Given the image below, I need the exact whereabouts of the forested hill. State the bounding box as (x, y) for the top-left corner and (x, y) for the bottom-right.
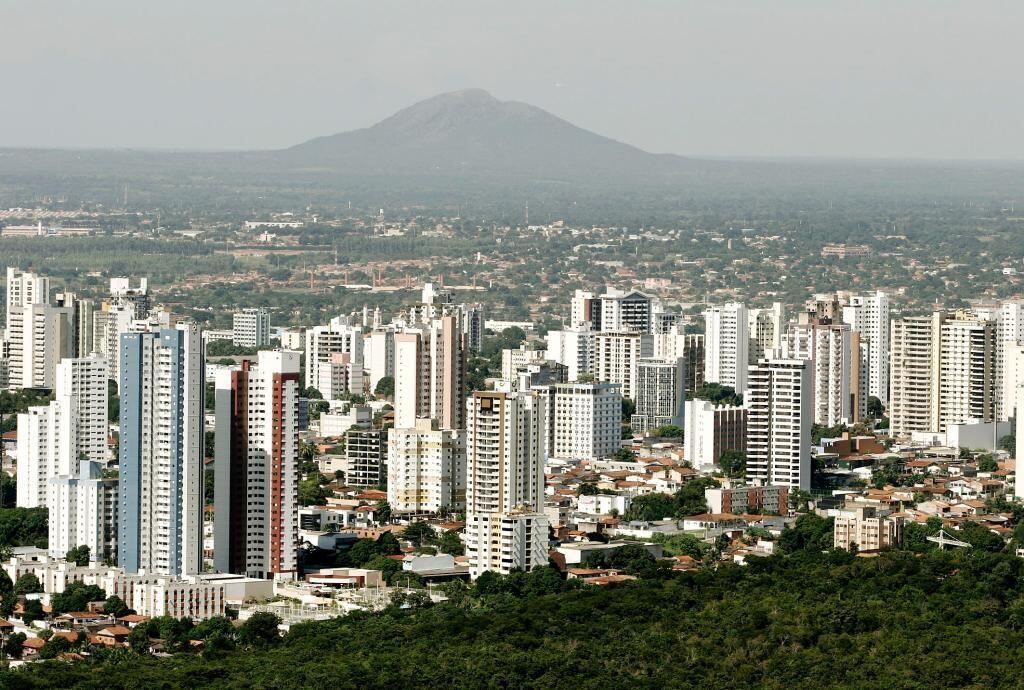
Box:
(8, 546), (1024, 689)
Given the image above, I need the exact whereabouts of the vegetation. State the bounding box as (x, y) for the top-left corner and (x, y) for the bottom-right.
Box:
(622, 477), (719, 521)
(11, 547), (1024, 687)
(0, 508), (49, 551)
(691, 383), (742, 407)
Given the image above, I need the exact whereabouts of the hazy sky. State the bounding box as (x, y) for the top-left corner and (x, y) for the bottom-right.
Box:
(3, 0), (1022, 158)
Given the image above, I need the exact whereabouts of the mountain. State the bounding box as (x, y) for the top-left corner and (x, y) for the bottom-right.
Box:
(276, 88), (692, 180)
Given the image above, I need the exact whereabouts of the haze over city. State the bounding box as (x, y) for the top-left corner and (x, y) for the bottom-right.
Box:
(4, 1), (1024, 159)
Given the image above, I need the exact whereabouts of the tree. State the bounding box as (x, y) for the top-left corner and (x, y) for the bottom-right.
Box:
(103, 595), (130, 617)
(1000, 434), (1016, 454)
(298, 473), (329, 506)
(3, 632), (26, 659)
(108, 379), (120, 422)
(66, 544), (91, 566)
(977, 454), (999, 472)
(22, 598), (44, 625)
(692, 383), (742, 407)
(0, 570), (13, 617)
(365, 555), (402, 582)
(866, 396), (883, 418)
(960, 521), (1005, 552)
(402, 521), (435, 546)
(779, 513), (834, 553)
(650, 424), (684, 438)
(437, 530), (464, 556)
(614, 447), (636, 462)
(237, 612), (282, 649)
(128, 625), (151, 654)
(14, 572), (42, 595)
(374, 376), (395, 398)
(50, 582), (106, 615)
(623, 493), (677, 522)
(718, 449), (745, 478)
(39, 635), (72, 659)
(375, 501), (392, 525)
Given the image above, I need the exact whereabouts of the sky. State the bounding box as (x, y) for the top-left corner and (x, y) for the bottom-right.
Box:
(2, 0), (1022, 159)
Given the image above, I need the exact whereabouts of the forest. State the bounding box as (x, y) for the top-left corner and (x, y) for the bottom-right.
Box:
(7, 543), (1024, 689)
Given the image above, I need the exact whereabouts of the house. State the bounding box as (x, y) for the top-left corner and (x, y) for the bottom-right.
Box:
(116, 614), (151, 629)
(95, 625), (132, 646)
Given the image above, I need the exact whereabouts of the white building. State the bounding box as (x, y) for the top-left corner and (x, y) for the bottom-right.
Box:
(745, 356), (811, 490)
(316, 352), (365, 400)
(631, 357), (686, 434)
(387, 418), (466, 515)
(842, 291), (889, 404)
(994, 301), (1024, 421)
(594, 331), (653, 401)
(5, 267), (50, 334)
(6, 303), (72, 390)
(704, 302), (749, 394)
(545, 327), (594, 382)
(748, 303), (784, 363)
(232, 308), (271, 348)
(305, 316), (364, 392)
(393, 316), (466, 430)
(17, 353), (108, 508)
(464, 391), (549, 577)
(48, 460), (118, 564)
(787, 321), (852, 427)
(363, 327), (395, 393)
(550, 382), (622, 460)
(597, 288), (657, 332)
(683, 399), (747, 469)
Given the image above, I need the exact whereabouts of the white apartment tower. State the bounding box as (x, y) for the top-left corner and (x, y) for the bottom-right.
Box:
(5, 267), (50, 333)
(464, 391), (549, 577)
(841, 291), (889, 404)
(594, 331), (653, 400)
(748, 303), (785, 363)
(545, 327), (594, 382)
(387, 418), (466, 516)
(232, 308), (271, 348)
(550, 382), (622, 460)
(787, 321), (852, 427)
(393, 316), (466, 430)
(6, 303), (72, 390)
(17, 353), (108, 509)
(49, 460), (118, 564)
(305, 316), (364, 392)
(704, 302), (749, 394)
(745, 357), (812, 490)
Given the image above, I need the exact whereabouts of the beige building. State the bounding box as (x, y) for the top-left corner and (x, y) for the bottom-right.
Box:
(833, 506), (903, 552)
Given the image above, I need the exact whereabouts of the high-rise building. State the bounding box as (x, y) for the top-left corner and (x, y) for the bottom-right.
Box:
(316, 352), (365, 400)
(305, 317), (364, 392)
(631, 357), (686, 435)
(17, 353), (108, 508)
(54, 291), (95, 359)
(889, 311), (996, 436)
(393, 316), (466, 429)
(48, 459), (118, 565)
(119, 325), (204, 577)
(363, 327), (395, 394)
(597, 288), (657, 333)
(683, 399), (747, 469)
(841, 291), (889, 404)
(108, 277), (150, 320)
(748, 303), (785, 363)
(570, 289), (598, 329)
(388, 418), (465, 516)
(995, 301), (1024, 421)
(550, 382), (622, 460)
(594, 331), (653, 400)
(704, 302), (749, 394)
(6, 303), (72, 390)
(787, 320), (853, 427)
(344, 428), (388, 488)
(214, 350), (301, 579)
(5, 267), (50, 333)
(464, 391), (548, 577)
(545, 327), (594, 382)
(745, 357), (811, 490)
(232, 308), (271, 348)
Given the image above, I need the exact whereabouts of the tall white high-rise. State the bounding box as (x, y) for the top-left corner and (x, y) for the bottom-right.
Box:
(48, 459), (118, 564)
(545, 327), (594, 382)
(594, 331), (653, 400)
(214, 350), (301, 579)
(464, 391), (548, 577)
(597, 288), (657, 333)
(704, 302), (749, 394)
(995, 301), (1024, 420)
(787, 321), (852, 427)
(842, 291), (889, 404)
(305, 316), (364, 392)
(6, 303), (72, 390)
(631, 358), (686, 434)
(889, 311), (996, 436)
(745, 356), (811, 490)
(17, 353), (108, 508)
(363, 327), (396, 393)
(232, 308), (271, 348)
(387, 418), (466, 516)
(119, 325), (204, 577)
(550, 382), (622, 459)
(393, 316), (466, 429)
(5, 267), (50, 333)
(748, 303), (785, 363)
(570, 289), (597, 328)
